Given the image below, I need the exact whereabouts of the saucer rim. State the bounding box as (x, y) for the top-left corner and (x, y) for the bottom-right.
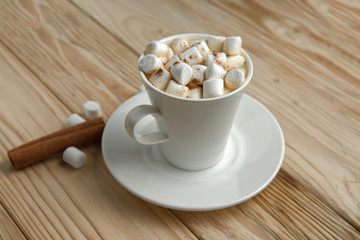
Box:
(101, 92), (285, 211)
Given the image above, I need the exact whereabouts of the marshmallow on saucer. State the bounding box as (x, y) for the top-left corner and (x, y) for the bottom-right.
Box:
(225, 69), (245, 89)
(227, 55), (245, 68)
(203, 78), (224, 98)
(83, 101), (102, 119)
(65, 113), (85, 127)
(63, 146), (87, 169)
(165, 80), (189, 97)
(204, 52), (227, 67)
(207, 36), (225, 52)
(139, 54), (163, 75)
(188, 87), (202, 99)
(171, 38), (189, 53)
(205, 63), (226, 80)
(193, 41), (211, 57)
(149, 67), (171, 91)
(179, 46), (203, 65)
(188, 65), (207, 88)
(171, 62), (193, 85)
(145, 41), (170, 57)
(164, 55), (180, 71)
(223, 36), (242, 56)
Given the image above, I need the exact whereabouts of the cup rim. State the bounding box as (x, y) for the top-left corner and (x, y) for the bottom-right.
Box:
(138, 33), (253, 102)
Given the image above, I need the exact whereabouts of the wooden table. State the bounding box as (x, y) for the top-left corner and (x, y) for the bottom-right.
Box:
(1, 0), (359, 239)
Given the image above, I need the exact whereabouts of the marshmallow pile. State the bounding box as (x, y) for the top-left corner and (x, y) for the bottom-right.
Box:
(139, 35), (247, 99)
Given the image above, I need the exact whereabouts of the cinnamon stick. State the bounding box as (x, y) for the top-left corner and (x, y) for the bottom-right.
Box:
(8, 117), (105, 169)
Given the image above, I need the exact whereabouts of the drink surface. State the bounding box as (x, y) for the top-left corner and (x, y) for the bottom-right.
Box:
(139, 35), (247, 99)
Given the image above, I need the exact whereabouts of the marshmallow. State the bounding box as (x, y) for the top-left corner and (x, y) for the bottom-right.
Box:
(227, 55), (245, 68)
(159, 47), (175, 64)
(149, 67), (171, 91)
(204, 52), (227, 67)
(63, 147), (87, 169)
(159, 57), (167, 64)
(193, 41), (211, 57)
(164, 55), (180, 71)
(203, 78), (224, 98)
(223, 36), (242, 56)
(165, 80), (189, 97)
(238, 67), (246, 76)
(179, 46), (203, 65)
(171, 38), (189, 53)
(144, 41), (169, 57)
(188, 65), (207, 88)
(205, 63), (226, 80)
(207, 36), (225, 52)
(65, 113), (85, 127)
(189, 39), (201, 45)
(83, 101), (102, 119)
(225, 69), (245, 89)
(167, 47), (174, 59)
(139, 54), (163, 75)
(171, 62), (193, 85)
(188, 87), (202, 99)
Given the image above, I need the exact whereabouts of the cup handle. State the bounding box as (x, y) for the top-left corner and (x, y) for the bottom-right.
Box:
(124, 105), (169, 145)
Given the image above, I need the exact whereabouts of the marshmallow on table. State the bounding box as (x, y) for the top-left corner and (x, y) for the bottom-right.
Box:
(65, 113), (85, 127)
(83, 101), (102, 119)
(164, 55), (180, 71)
(207, 36), (225, 52)
(139, 54), (163, 75)
(149, 67), (171, 91)
(225, 69), (245, 89)
(203, 78), (224, 98)
(171, 61), (193, 85)
(227, 55), (245, 68)
(188, 87), (202, 99)
(206, 63), (226, 80)
(144, 41), (169, 57)
(187, 65), (207, 88)
(204, 52), (227, 67)
(223, 36), (242, 56)
(165, 80), (189, 98)
(171, 38), (189, 53)
(179, 46), (203, 65)
(193, 41), (211, 57)
(63, 146), (87, 169)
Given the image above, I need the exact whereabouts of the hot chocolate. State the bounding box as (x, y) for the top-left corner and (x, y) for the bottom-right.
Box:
(139, 35), (247, 99)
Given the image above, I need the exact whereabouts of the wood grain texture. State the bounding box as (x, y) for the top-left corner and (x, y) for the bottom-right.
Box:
(0, 0), (359, 239)
(0, 204), (26, 240)
(173, 170), (360, 240)
(71, 0), (360, 230)
(0, 27), (196, 240)
(0, 0), (140, 118)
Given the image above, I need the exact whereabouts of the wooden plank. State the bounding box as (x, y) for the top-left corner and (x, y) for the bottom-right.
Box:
(0, 203), (26, 240)
(71, 0), (360, 229)
(0, 0), (141, 118)
(0, 41), (196, 240)
(174, 170), (360, 239)
(0, 0), (359, 239)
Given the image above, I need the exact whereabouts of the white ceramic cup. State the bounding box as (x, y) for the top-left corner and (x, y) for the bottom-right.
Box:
(125, 33), (253, 171)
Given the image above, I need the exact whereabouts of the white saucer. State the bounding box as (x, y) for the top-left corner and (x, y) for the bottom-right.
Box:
(102, 92), (285, 211)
